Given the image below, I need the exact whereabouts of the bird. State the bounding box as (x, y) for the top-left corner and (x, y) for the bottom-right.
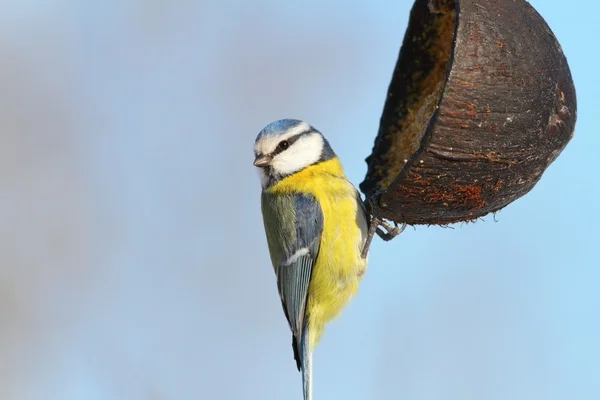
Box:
(253, 119), (369, 400)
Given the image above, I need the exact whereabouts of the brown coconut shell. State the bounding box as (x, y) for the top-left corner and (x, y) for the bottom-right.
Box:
(360, 0), (576, 225)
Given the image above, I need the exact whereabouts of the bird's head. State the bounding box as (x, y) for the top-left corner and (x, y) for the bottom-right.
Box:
(253, 119), (335, 188)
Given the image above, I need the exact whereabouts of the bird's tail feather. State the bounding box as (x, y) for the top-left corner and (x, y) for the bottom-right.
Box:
(300, 325), (312, 400)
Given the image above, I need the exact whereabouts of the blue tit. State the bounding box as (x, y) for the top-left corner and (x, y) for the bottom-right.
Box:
(253, 119), (369, 400)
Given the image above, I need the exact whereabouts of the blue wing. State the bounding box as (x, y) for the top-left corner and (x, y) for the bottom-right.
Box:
(277, 194), (322, 355)
(261, 192), (323, 370)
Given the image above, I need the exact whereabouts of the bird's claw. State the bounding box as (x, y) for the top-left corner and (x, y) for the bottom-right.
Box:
(376, 220), (406, 241)
(360, 190), (406, 259)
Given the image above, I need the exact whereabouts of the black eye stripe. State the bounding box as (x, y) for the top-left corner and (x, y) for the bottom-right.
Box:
(271, 129), (312, 156)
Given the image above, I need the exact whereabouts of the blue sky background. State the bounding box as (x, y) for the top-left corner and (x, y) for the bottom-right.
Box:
(0, 1), (597, 399)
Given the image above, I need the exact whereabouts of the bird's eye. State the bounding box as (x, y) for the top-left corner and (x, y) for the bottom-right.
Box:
(277, 140), (290, 151)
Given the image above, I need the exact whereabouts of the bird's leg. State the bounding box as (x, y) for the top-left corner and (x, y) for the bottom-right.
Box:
(361, 213), (380, 259)
(361, 191), (406, 259)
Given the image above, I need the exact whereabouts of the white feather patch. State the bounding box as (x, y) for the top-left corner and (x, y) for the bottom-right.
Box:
(270, 133), (324, 175)
(284, 248), (309, 265)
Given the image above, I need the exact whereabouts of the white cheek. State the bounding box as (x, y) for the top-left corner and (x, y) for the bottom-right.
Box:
(270, 134), (324, 175)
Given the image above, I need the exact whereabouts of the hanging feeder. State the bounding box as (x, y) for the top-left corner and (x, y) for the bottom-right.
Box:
(360, 0), (576, 225)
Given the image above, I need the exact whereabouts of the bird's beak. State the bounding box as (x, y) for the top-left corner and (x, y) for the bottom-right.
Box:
(253, 155), (271, 167)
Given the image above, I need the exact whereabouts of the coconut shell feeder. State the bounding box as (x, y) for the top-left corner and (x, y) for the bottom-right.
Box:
(360, 0), (576, 226)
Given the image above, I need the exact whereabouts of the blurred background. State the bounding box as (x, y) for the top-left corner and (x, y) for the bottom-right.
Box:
(0, 1), (597, 399)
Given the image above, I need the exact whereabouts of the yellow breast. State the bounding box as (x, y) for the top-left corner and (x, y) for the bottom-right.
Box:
(269, 157), (368, 349)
